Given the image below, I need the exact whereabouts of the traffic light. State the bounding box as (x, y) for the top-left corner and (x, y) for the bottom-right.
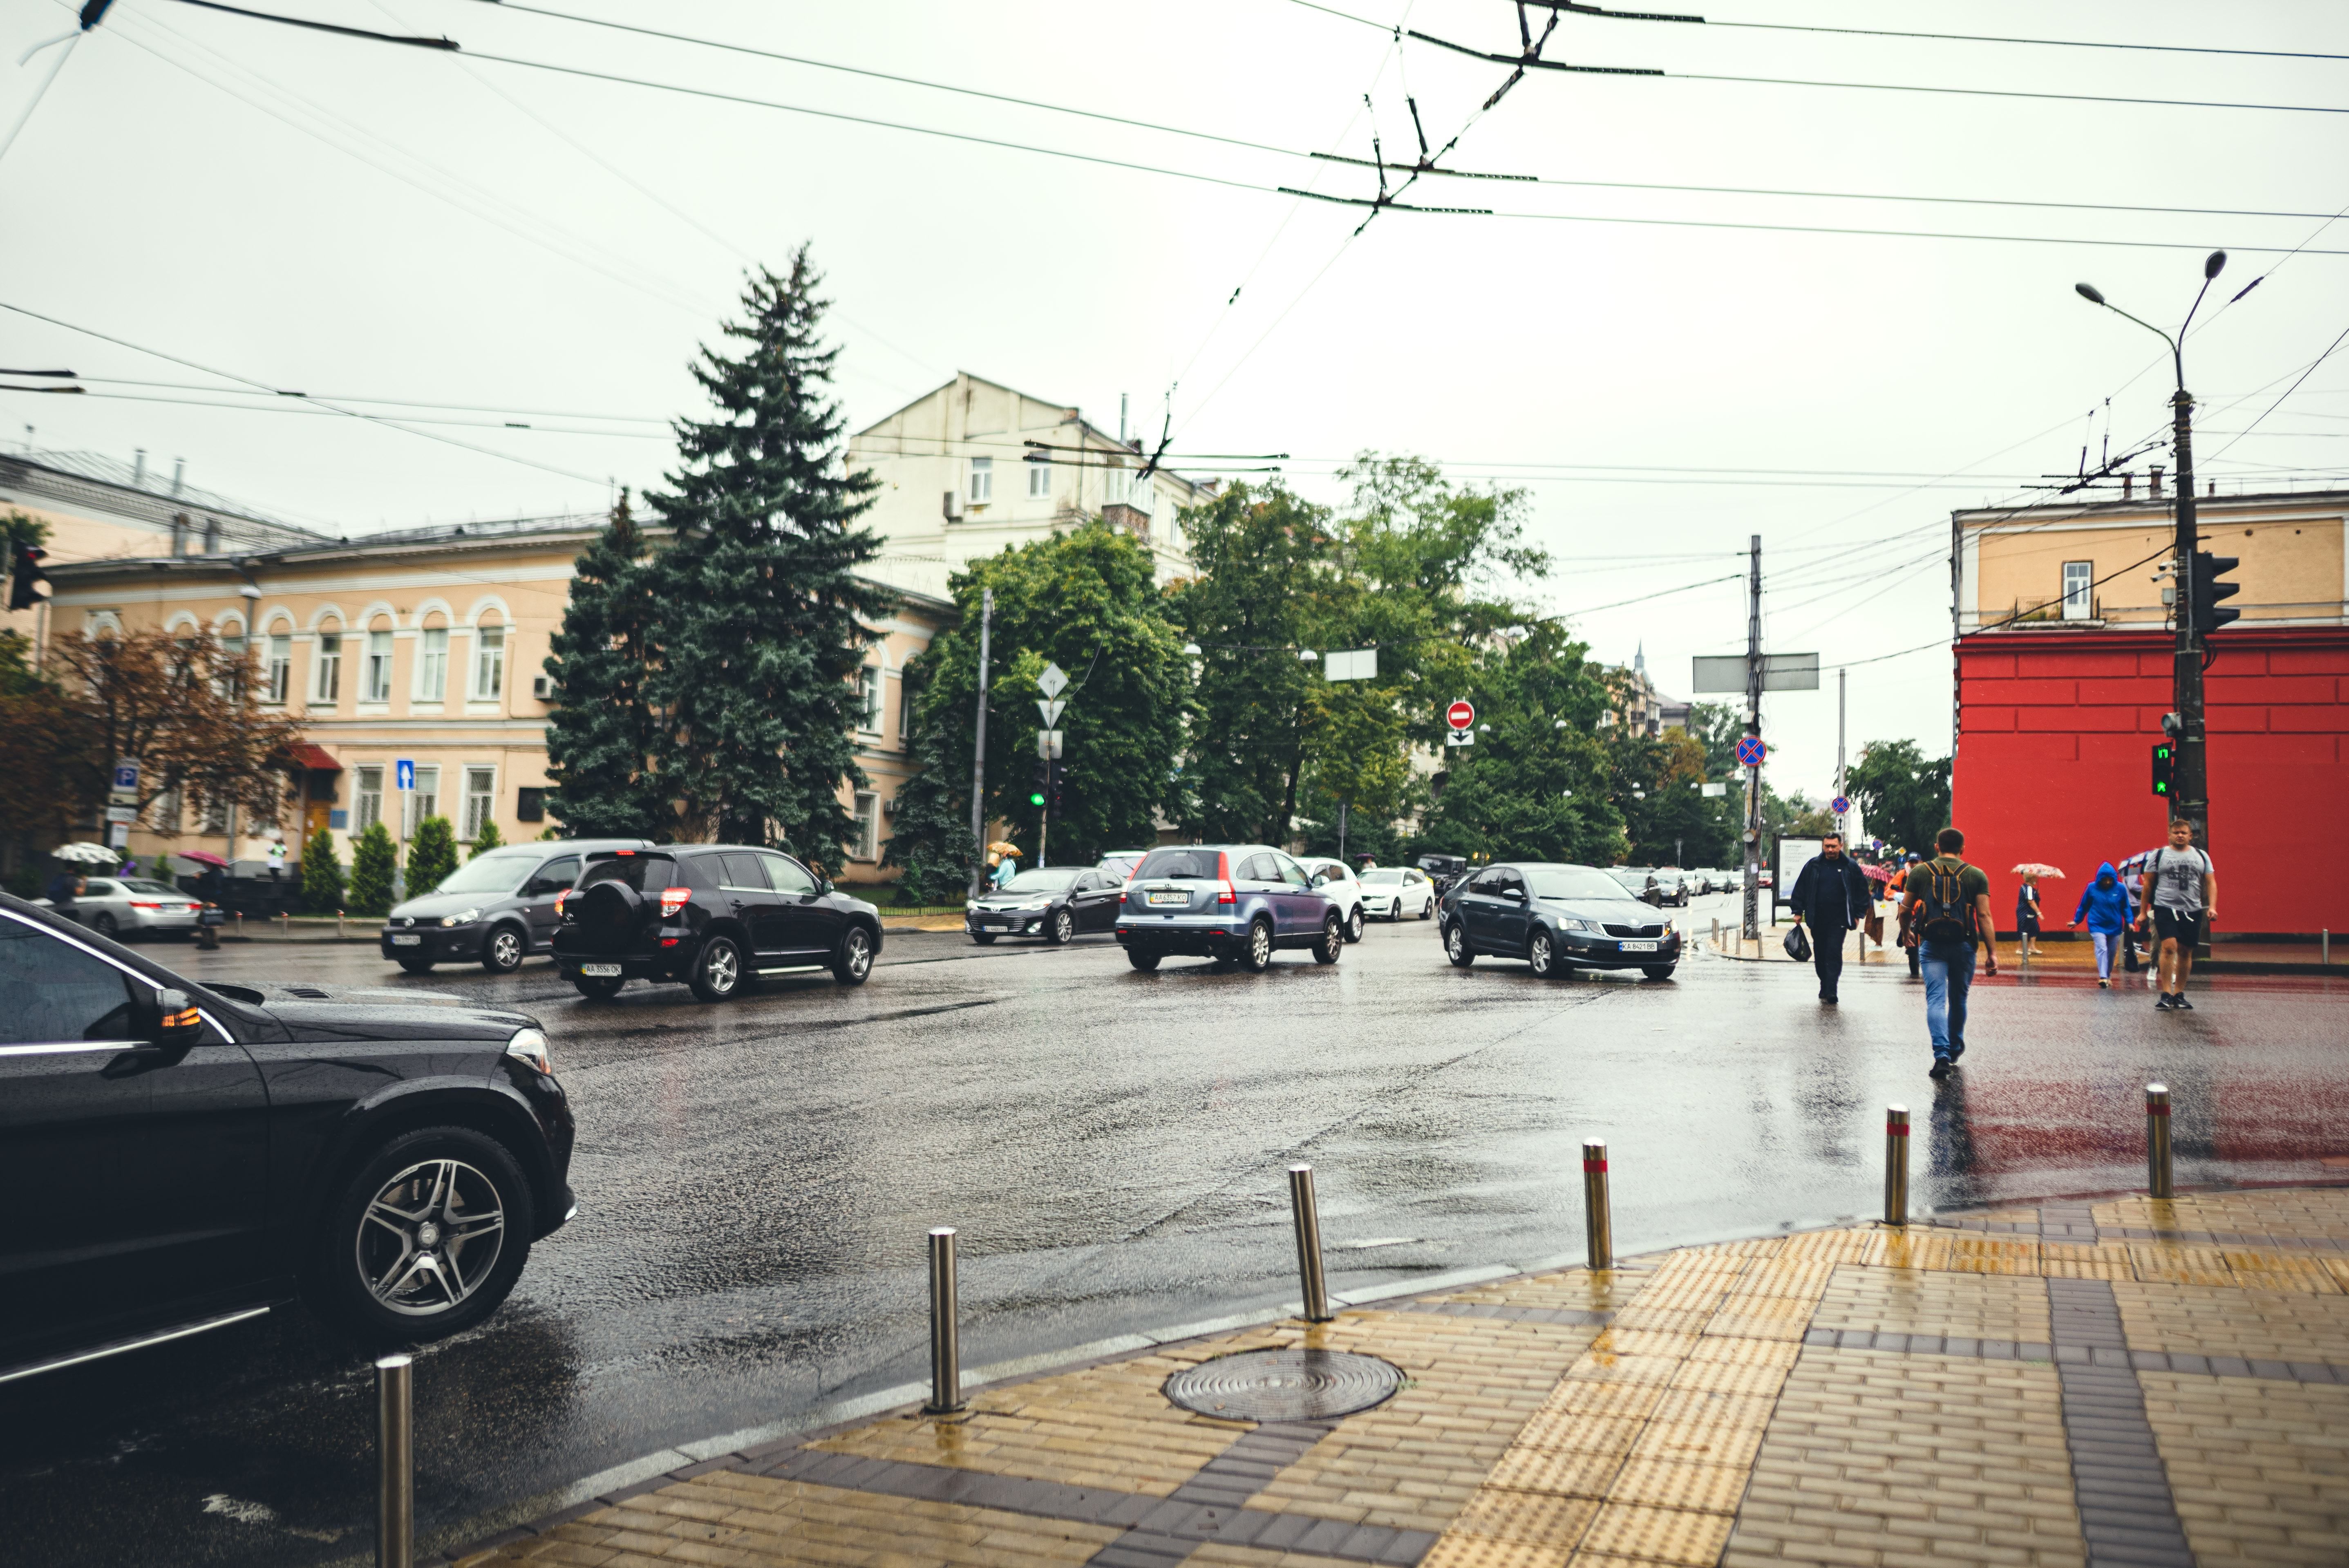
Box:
(1028, 758), (1049, 809)
(7, 542), (48, 611)
(2190, 552), (2241, 636)
(2151, 741), (2175, 798)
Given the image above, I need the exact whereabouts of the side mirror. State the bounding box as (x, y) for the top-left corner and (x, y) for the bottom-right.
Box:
(154, 987), (201, 1047)
(820, 878), (835, 895)
(1501, 886), (1526, 903)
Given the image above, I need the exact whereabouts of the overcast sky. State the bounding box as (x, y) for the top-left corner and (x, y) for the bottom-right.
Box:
(4, 0), (2343, 802)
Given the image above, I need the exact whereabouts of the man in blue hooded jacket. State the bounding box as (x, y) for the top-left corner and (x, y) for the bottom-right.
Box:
(2070, 862), (2132, 988)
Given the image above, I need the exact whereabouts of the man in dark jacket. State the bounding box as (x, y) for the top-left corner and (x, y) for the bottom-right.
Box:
(1790, 833), (1872, 1003)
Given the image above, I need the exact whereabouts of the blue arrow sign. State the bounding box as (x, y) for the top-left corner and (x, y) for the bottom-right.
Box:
(396, 759), (415, 792)
(1735, 735), (1767, 769)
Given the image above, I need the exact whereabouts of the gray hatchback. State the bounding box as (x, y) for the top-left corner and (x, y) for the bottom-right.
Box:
(382, 837), (653, 974)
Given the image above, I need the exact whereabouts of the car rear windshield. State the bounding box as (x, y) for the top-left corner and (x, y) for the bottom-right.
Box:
(578, 852), (678, 893)
(1528, 868), (1631, 901)
(1135, 848), (1224, 881)
(121, 879), (186, 897)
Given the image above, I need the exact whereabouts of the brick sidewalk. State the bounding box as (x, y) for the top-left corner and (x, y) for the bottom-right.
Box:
(450, 1188), (2349, 1568)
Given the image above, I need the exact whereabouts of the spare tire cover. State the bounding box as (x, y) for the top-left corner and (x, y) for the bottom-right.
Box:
(573, 879), (642, 952)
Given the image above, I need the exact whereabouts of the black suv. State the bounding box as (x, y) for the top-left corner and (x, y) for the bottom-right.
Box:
(551, 845), (882, 1001)
(382, 837), (653, 975)
(0, 895), (576, 1384)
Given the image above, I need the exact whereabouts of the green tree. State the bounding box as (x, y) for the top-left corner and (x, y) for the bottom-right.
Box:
(1684, 701), (1747, 779)
(1416, 623), (1624, 865)
(407, 815), (457, 897)
(544, 490), (670, 838)
(1610, 728), (1736, 867)
(913, 522), (1190, 866)
(880, 665), (979, 903)
(642, 248), (885, 854)
(469, 819), (503, 857)
(1845, 739), (1953, 856)
(301, 826), (345, 911)
(348, 821), (398, 916)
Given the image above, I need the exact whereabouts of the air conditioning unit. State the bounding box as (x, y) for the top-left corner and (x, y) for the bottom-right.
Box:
(882, 796), (897, 816)
(942, 488), (964, 522)
(530, 674), (557, 700)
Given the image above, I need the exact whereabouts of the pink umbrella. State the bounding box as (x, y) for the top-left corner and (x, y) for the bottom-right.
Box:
(2011, 862), (2065, 879)
(178, 850), (230, 868)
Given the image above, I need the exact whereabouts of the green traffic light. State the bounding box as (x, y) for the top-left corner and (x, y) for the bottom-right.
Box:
(1029, 792), (1046, 806)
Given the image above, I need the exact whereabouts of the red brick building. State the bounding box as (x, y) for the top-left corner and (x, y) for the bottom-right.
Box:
(1948, 488), (2349, 938)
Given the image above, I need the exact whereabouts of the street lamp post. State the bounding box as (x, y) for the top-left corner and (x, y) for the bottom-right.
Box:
(2075, 253), (2225, 859)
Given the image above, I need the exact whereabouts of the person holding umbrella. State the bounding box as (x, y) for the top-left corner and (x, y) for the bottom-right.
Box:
(2011, 862), (2063, 959)
(986, 841), (1021, 891)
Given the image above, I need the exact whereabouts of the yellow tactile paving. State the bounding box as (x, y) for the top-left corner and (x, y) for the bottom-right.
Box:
(2139, 1371), (2349, 1565)
(458, 1188), (2349, 1568)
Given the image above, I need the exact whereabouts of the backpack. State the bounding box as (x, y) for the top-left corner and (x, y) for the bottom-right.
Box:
(1911, 858), (1976, 944)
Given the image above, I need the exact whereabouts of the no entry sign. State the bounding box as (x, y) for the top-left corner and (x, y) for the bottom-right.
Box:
(1446, 700), (1475, 731)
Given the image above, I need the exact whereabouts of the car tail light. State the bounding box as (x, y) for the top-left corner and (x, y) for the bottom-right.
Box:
(1217, 880), (1237, 905)
(129, 900), (161, 910)
(659, 886), (692, 917)
(554, 888), (570, 917)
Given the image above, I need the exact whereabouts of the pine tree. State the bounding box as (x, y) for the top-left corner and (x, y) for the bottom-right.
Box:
(469, 819), (503, 858)
(408, 816), (457, 897)
(301, 827), (345, 911)
(642, 246), (886, 855)
(879, 664), (978, 904)
(349, 822), (398, 916)
(545, 490), (668, 837)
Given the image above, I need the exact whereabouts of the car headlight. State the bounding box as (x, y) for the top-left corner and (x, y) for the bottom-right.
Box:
(505, 1027), (553, 1076)
(1022, 899), (1054, 910)
(441, 908), (482, 927)
(1558, 916), (1600, 933)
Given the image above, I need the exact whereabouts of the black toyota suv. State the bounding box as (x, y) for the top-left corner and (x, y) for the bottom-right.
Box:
(0, 894), (577, 1385)
(551, 844), (882, 1001)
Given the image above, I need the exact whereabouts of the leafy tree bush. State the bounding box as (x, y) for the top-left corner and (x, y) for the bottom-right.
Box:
(469, 818), (503, 857)
(880, 664), (978, 903)
(348, 822), (398, 915)
(301, 827), (344, 911)
(1846, 739), (1952, 857)
(544, 490), (667, 837)
(407, 816), (457, 897)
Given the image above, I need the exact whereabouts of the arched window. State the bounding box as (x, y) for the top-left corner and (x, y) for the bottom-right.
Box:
(313, 620), (343, 705)
(415, 613), (449, 701)
(470, 614), (506, 700)
(362, 616), (395, 702)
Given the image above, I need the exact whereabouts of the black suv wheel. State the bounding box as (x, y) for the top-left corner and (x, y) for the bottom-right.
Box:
(482, 924), (526, 974)
(833, 925), (875, 985)
(1127, 948), (1161, 971)
(690, 935), (745, 1002)
(307, 1124), (536, 1342)
(572, 973), (623, 999)
(1045, 908), (1075, 946)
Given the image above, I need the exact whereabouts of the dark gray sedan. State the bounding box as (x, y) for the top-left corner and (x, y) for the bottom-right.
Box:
(1438, 862), (1681, 979)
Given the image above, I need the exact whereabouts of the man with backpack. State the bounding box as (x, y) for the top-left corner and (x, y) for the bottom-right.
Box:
(1898, 827), (1998, 1079)
(2136, 819), (2216, 1011)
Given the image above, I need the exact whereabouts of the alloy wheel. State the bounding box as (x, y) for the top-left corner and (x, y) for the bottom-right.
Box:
(1529, 931), (1554, 976)
(355, 1158), (506, 1317)
(1346, 908), (1365, 943)
(487, 928), (523, 972)
(698, 939), (740, 997)
(837, 927), (874, 983)
(1247, 921), (1273, 971)
(91, 912), (118, 937)
(1051, 909), (1074, 945)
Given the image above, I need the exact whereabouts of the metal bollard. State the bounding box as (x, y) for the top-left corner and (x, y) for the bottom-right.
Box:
(339, 909), (346, 940)
(1884, 1105), (1910, 1226)
(2324, 928), (2331, 966)
(282, 911), (291, 940)
(924, 1227), (964, 1414)
(1288, 1164), (1332, 1322)
(1582, 1138), (1612, 1271)
(2146, 1084), (2173, 1199)
(375, 1353), (413, 1568)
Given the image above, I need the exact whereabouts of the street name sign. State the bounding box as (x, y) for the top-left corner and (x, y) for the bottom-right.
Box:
(1324, 649), (1378, 681)
(1702, 781), (1728, 798)
(1692, 653), (1822, 693)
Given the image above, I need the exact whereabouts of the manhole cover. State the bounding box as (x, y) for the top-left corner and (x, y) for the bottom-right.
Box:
(1163, 1348), (1404, 1422)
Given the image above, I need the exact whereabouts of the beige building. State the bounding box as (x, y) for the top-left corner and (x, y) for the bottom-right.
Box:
(847, 373), (1206, 599)
(1953, 481), (2349, 635)
(41, 497), (953, 888)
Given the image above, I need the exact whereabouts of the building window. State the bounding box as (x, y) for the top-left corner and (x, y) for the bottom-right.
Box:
(416, 626), (448, 701)
(852, 791), (879, 862)
(215, 631), (246, 700)
(404, 765), (440, 837)
(201, 794), (229, 834)
(857, 667), (883, 732)
(265, 635), (291, 703)
(516, 786), (546, 823)
(2061, 561), (2093, 620)
(471, 622), (505, 700)
(1028, 457), (1052, 498)
(148, 787), (181, 833)
(363, 628), (394, 702)
(463, 767), (496, 842)
(899, 683), (915, 751)
(968, 456), (992, 504)
(355, 766), (384, 833)
(313, 631), (341, 704)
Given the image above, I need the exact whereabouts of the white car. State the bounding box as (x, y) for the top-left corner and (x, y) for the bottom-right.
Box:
(32, 875), (202, 939)
(1357, 865), (1436, 922)
(1297, 857), (1369, 943)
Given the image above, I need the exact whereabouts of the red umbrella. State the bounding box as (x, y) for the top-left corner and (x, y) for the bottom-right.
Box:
(178, 850), (229, 868)
(1861, 862), (1895, 884)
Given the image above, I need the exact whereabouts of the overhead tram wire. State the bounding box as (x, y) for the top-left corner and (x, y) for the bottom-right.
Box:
(5, 385), (676, 436)
(57, 374), (669, 423)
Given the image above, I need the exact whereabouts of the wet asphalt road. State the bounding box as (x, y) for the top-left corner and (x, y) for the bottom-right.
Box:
(4, 891), (2345, 1567)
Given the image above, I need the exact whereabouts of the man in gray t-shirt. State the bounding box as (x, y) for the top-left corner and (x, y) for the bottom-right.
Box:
(2136, 819), (2217, 1012)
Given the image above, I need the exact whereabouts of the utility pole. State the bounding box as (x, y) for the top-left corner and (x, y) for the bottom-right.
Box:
(1835, 667), (1847, 841)
(1742, 535), (1763, 943)
(2169, 387), (2207, 858)
(967, 587), (992, 899)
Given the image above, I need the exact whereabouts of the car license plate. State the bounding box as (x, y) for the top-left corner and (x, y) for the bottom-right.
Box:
(391, 934), (422, 946)
(1619, 939), (1659, 953)
(1146, 890), (1188, 906)
(579, 962), (622, 977)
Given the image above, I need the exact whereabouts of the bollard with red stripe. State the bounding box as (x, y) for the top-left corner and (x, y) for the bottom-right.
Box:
(1582, 1137), (1612, 1271)
(2146, 1083), (2173, 1199)
(1884, 1105), (1910, 1226)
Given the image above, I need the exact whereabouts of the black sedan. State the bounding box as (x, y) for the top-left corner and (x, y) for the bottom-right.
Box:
(967, 866), (1125, 945)
(0, 893), (576, 1385)
(1438, 862), (1681, 979)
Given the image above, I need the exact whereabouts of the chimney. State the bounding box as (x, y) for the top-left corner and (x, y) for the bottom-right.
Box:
(2123, 474), (2134, 499)
(2150, 465), (2164, 497)
(171, 457), (185, 496)
(170, 511), (188, 556)
(132, 449), (147, 488)
(1119, 392), (1128, 445)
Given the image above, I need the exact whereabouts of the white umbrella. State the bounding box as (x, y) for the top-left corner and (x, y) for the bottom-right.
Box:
(52, 841), (120, 865)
